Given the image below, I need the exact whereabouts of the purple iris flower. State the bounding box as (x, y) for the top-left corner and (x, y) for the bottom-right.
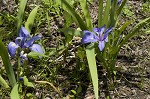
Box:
(7, 42), (19, 57)
(7, 26), (43, 59)
(82, 25), (113, 51)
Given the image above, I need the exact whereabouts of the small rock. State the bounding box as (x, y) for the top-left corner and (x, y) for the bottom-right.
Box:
(45, 97), (52, 99)
(146, 95), (150, 99)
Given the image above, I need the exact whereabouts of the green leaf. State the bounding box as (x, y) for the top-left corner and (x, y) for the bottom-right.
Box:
(0, 40), (16, 87)
(0, 16), (4, 25)
(118, 20), (134, 34)
(10, 84), (20, 99)
(27, 52), (48, 59)
(26, 93), (33, 98)
(109, 0), (117, 27)
(98, 0), (103, 27)
(25, 6), (39, 33)
(77, 47), (85, 59)
(23, 76), (34, 88)
(60, 28), (83, 37)
(16, 0), (27, 35)
(116, 0), (127, 16)
(57, 0), (87, 30)
(77, 85), (82, 94)
(46, 11), (51, 34)
(71, 90), (77, 95)
(85, 44), (98, 99)
(79, 0), (93, 30)
(55, 0), (75, 7)
(145, 29), (150, 34)
(63, 11), (74, 28)
(0, 75), (9, 88)
(114, 20), (134, 46)
(103, 0), (111, 27)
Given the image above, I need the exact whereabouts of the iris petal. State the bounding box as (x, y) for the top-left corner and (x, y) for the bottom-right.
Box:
(82, 31), (98, 44)
(23, 35), (42, 48)
(98, 41), (105, 51)
(30, 44), (43, 54)
(15, 37), (25, 48)
(104, 36), (108, 42)
(7, 42), (19, 57)
(93, 25), (105, 36)
(103, 27), (113, 40)
(19, 26), (30, 38)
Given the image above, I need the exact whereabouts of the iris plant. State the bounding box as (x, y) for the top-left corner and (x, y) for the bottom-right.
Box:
(82, 25), (113, 51)
(8, 26), (43, 64)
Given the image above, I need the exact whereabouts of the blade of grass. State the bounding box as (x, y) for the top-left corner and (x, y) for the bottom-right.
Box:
(0, 40), (16, 87)
(25, 6), (39, 33)
(27, 52), (48, 59)
(46, 11), (51, 34)
(10, 84), (20, 99)
(118, 20), (134, 35)
(85, 44), (98, 99)
(113, 20), (134, 46)
(109, 0), (117, 27)
(103, 0), (111, 28)
(63, 11), (74, 28)
(116, 0), (127, 16)
(16, 0), (27, 35)
(0, 75), (9, 88)
(98, 0), (103, 27)
(79, 0), (93, 30)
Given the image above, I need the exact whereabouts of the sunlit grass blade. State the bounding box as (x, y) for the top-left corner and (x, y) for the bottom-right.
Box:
(10, 84), (20, 99)
(27, 52), (48, 59)
(85, 44), (98, 99)
(98, 0), (103, 27)
(16, 0), (27, 35)
(0, 40), (16, 87)
(25, 6), (39, 33)
(57, 0), (87, 30)
(79, 0), (93, 30)
(0, 75), (9, 88)
(103, 0), (111, 27)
